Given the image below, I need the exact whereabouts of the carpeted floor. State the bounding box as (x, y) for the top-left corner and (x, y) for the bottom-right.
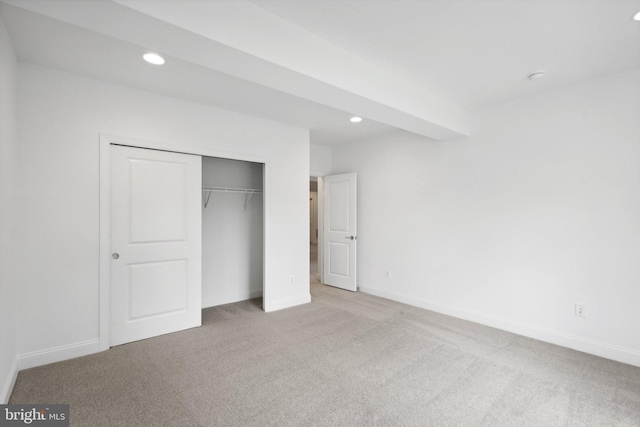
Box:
(9, 254), (640, 426)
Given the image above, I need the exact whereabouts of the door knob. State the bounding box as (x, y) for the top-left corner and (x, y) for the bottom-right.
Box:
(344, 236), (356, 240)
(112, 253), (120, 259)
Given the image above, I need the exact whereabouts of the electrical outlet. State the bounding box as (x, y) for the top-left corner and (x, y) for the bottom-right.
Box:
(384, 270), (391, 279)
(290, 275), (295, 284)
(575, 303), (586, 318)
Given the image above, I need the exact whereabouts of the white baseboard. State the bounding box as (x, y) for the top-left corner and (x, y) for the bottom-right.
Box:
(0, 357), (19, 404)
(1, 340), (101, 403)
(202, 289), (263, 309)
(17, 339), (102, 371)
(359, 286), (640, 368)
(265, 293), (311, 312)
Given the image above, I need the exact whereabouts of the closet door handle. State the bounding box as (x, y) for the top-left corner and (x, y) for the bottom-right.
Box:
(344, 236), (356, 240)
(112, 253), (120, 260)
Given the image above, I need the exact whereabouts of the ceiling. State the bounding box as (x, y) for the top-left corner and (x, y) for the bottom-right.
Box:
(2, 0), (639, 147)
(252, 0), (640, 111)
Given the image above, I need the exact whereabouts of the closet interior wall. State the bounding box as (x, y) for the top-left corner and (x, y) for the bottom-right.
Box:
(202, 157), (264, 308)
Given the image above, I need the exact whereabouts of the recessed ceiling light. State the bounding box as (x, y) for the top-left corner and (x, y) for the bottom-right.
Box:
(143, 53), (165, 65)
(528, 71), (546, 81)
(634, 11), (640, 21)
(350, 116), (362, 123)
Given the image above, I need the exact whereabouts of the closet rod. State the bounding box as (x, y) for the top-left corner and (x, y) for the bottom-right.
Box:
(202, 186), (263, 193)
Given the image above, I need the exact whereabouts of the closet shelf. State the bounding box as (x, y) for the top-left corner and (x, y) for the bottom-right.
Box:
(202, 187), (263, 210)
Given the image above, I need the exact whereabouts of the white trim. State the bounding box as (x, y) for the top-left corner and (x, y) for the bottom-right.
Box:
(359, 286), (640, 368)
(99, 136), (111, 351)
(100, 133), (268, 163)
(317, 177), (324, 284)
(17, 340), (101, 371)
(99, 133), (270, 349)
(0, 357), (19, 404)
(264, 293), (311, 312)
(202, 289), (263, 309)
(262, 160), (269, 312)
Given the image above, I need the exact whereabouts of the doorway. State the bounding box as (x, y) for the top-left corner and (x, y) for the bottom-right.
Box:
(310, 178), (319, 283)
(310, 178), (318, 280)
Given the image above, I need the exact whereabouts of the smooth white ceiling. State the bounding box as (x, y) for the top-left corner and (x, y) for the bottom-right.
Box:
(2, 0), (640, 146)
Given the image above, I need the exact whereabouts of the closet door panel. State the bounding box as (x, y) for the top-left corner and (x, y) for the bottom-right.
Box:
(110, 145), (202, 346)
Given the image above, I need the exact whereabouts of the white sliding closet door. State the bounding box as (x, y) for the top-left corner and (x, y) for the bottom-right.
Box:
(110, 145), (202, 346)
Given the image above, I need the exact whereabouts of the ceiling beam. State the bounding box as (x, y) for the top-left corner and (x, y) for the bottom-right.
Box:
(5, 0), (471, 140)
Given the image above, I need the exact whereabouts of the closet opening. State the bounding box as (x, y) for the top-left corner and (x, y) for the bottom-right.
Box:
(202, 157), (264, 309)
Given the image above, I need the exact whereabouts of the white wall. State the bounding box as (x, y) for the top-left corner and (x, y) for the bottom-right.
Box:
(332, 68), (640, 366)
(0, 12), (18, 403)
(310, 143), (332, 177)
(15, 64), (310, 368)
(202, 157), (263, 307)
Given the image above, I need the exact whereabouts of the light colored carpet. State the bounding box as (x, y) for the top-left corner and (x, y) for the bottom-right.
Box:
(10, 275), (640, 426)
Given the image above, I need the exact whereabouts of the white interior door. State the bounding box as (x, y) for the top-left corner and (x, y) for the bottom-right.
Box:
(110, 145), (202, 346)
(323, 173), (357, 291)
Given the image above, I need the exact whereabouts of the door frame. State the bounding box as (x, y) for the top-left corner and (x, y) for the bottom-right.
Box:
(317, 176), (324, 283)
(99, 134), (269, 351)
